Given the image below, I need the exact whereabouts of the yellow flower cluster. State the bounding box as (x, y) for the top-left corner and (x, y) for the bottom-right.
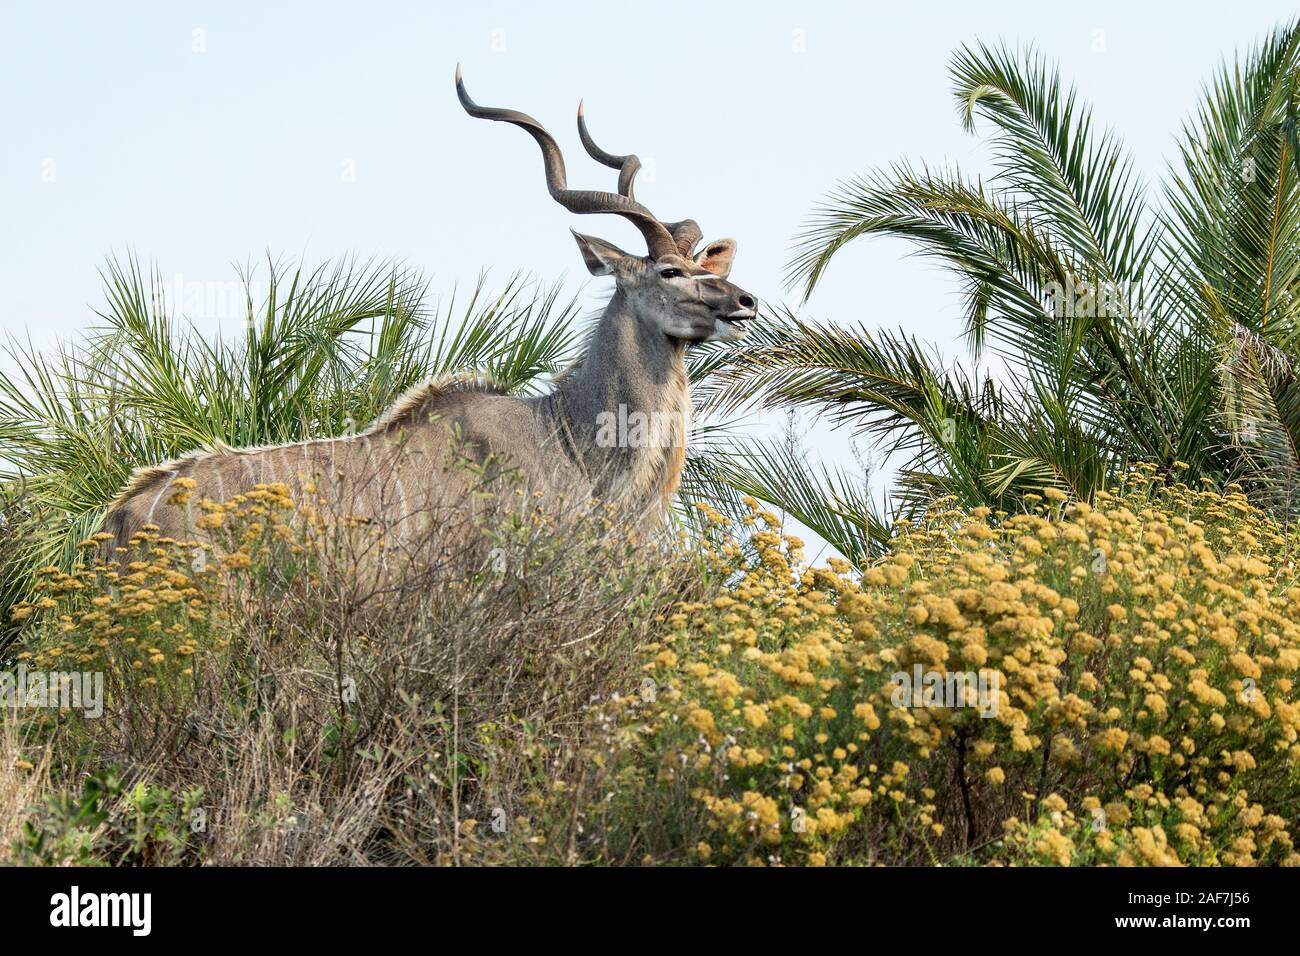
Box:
(613, 470), (1300, 866)
(10, 482), (301, 692)
(11, 526), (215, 689)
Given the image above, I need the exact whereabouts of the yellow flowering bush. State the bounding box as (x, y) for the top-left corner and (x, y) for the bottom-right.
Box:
(8, 481), (300, 695)
(588, 470), (1300, 866)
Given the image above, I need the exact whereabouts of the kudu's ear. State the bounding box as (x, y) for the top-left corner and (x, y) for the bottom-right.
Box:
(693, 239), (737, 278)
(571, 230), (631, 276)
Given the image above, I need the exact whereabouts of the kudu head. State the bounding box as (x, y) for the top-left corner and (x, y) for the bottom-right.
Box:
(456, 66), (757, 344)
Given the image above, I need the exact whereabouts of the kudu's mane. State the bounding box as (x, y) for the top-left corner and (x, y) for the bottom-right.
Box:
(365, 374), (506, 434)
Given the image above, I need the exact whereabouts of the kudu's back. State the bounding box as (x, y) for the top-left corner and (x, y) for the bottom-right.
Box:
(102, 379), (591, 564)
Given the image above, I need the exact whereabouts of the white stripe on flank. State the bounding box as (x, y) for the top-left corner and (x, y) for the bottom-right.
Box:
(145, 472), (175, 525)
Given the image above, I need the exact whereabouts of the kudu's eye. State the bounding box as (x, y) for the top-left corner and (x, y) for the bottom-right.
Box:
(659, 268), (685, 279)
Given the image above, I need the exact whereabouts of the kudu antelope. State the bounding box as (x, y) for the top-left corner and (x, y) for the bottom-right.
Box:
(102, 67), (756, 558)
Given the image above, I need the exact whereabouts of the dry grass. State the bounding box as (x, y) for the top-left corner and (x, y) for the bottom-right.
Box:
(0, 715), (51, 863)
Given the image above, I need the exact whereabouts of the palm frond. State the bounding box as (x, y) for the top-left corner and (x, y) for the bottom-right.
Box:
(717, 435), (894, 568)
(1164, 19), (1300, 341)
(950, 41), (1154, 282)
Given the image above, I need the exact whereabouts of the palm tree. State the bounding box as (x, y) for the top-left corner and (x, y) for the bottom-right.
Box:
(706, 20), (1300, 564)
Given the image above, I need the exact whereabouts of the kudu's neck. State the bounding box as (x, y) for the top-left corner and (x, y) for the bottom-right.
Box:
(542, 289), (691, 511)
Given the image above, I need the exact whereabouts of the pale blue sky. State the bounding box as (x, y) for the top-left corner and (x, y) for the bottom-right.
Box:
(2, 0), (1296, 552)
